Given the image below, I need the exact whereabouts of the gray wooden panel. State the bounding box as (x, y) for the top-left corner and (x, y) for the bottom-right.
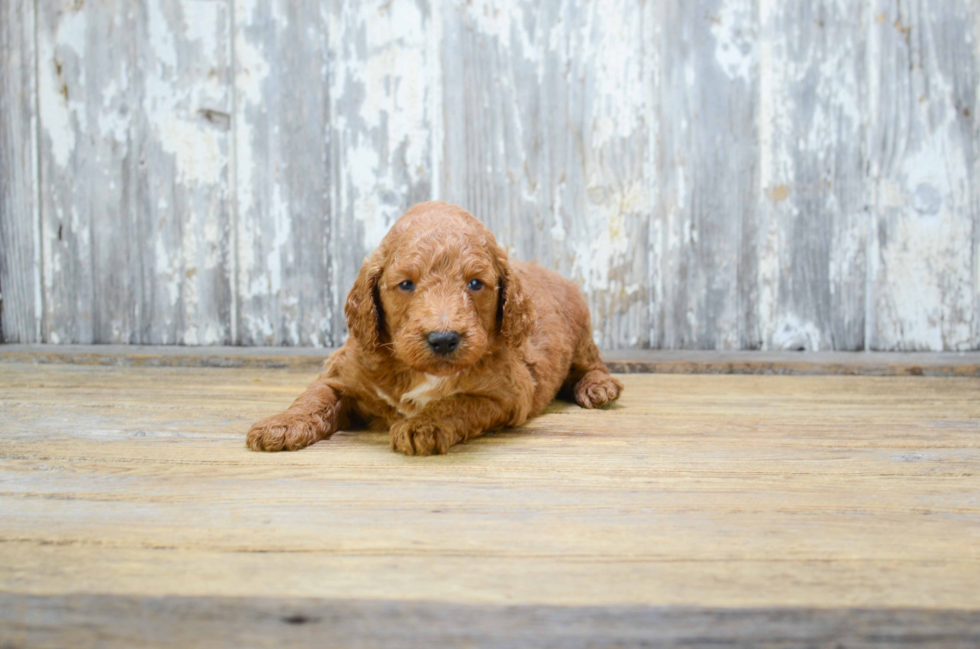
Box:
(327, 0), (438, 344)
(37, 0), (232, 345)
(755, 1), (868, 351)
(234, 0), (332, 346)
(866, 0), (977, 351)
(0, 0), (39, 343)
(441, 0), (651, 349)
(6, 0), (980, 350)
(3, 594), (979, 649)
(135, 0), (234, 345)
(37, 0), (131, 343)
(651, 0), (758, 350)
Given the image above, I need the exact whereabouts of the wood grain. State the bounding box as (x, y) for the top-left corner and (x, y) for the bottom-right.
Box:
(134, 0), (235, 346)
(866, 0), (978, 351)
(0, 0), (40, 344)
(756, 0), (868, 351)
(234, 0), (333, 346)
(36, 0), (123, 343)
(3, 594), (979, 649)
(653, 0), (758, 350)
(1, 362), (978, 614)
(35, 0), (233, 345)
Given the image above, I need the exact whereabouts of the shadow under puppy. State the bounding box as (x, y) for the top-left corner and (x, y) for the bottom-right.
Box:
(247, 201), (623, 456)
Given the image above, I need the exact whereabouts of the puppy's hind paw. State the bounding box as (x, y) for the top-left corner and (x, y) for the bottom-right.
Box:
(574, 370), (623, 409)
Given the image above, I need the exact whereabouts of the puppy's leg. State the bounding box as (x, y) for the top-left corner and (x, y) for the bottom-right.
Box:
(389, 396), (508, 456)
(247, 379), (352, 452)
(566, 335), (623, 409)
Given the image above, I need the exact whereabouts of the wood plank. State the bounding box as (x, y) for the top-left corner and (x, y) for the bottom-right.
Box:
(233, 0), (332, 346)
(2, 594), (979, 649)
(441, 0), (650, 348)
(756, 0), (868, 350)
(36, 0), (129, 343)
(0, 0), (40, 344)
(134, 0), (234, 345)
(4, 344), (980, 376)
(652, 0), (759, 350)
(36, 0), (233, 345)
(326, 0), (438, 344)
(866, 0), (978, 351)
(0, 363), (978, 613)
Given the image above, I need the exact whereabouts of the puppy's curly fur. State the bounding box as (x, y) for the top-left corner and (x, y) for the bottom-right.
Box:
(247, 202), (623, 455)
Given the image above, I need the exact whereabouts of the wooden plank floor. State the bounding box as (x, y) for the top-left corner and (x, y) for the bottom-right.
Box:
(1, 360), (979, 646)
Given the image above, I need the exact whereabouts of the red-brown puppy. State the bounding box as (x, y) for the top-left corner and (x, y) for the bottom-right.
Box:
(247, 201), (622, 455)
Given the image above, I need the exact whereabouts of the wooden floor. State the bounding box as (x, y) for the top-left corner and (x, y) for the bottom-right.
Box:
(1, 358), (979, 647)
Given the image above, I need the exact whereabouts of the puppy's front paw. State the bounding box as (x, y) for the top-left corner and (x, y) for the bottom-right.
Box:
(389, 419), (458, 456)
(574, 371), (623, 409)
(247, 413), (322, 452)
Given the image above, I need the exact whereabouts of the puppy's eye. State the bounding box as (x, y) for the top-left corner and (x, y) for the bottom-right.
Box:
(468, 279), (484, 291)
(398, 280), (415, 292)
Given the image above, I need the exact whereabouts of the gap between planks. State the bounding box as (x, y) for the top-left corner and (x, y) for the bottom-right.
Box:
(1, 344), (980, 376)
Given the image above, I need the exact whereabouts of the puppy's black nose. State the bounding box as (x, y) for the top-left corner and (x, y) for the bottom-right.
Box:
(427, 331), (461, 356)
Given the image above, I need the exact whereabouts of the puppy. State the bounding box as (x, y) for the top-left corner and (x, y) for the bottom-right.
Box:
(247, 201), (623, 456)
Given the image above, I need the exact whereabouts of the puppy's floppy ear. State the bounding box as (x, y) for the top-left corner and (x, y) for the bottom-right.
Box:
(494, 246), (534, 349)
(345, 252), (386, 350)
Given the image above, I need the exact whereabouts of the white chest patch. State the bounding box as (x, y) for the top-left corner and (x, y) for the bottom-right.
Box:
(400, 374), (447, 409)
(375, 374), (451, 417)
(374, 387), (400, 411)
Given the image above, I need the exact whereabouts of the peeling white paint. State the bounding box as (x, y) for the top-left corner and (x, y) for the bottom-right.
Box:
(330, 0), (435, 263)
(234, 0), (271, 107)
(571, 180), (647, 297)
(876, 133), (972, 350)
(711, 0), (756, 82)
(38, 9), (88, 168)
(463, 0), (519, 51)
(38, 56), (75, 168)
(143, 0), (225, 187)
(867, 1), (974, 351)
(582, 2), (646, 148)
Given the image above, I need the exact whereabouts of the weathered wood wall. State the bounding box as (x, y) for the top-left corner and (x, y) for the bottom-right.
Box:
(1, 0), (977, 350)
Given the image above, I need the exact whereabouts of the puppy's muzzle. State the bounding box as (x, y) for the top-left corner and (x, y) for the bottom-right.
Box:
(427, 331), (461, 356)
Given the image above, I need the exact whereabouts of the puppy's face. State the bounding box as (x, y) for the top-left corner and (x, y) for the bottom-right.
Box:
(345, 202), (533, 376)
(379, 230), (499, 374)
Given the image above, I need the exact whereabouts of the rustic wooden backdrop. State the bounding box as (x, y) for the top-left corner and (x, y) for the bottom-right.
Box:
(1, 0), (977, 350)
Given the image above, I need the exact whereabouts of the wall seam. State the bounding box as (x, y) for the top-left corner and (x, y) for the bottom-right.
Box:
(32, 0), (44, 343)
(429, 0), (443, 202)
(863, 0), (874, 352)
(229, 0), (240, 346)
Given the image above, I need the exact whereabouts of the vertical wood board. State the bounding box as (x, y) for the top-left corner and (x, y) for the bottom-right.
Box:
(0, 0), (41, 343)
(866, 0), (977, 351)
(755, 0), (868, 351)
(36, 0), (232, 344)
(234, 0), (332, 346)
(651, 0), (758, 350)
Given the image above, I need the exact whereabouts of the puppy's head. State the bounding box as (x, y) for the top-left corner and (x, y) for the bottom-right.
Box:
(345, 202), (532, 374)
